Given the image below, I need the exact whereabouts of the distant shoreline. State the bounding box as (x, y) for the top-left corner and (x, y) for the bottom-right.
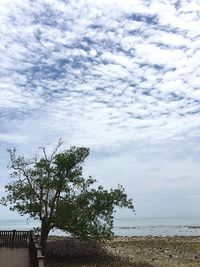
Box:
(1, 217), (200, 237)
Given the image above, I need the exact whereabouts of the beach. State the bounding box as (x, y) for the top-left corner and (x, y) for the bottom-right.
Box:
(1, 218), (200, 266)
(45, 235), (200, 267)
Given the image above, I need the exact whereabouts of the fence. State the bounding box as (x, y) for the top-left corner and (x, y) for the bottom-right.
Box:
(0, 230), (44, 267)
(0, 230), (29, 247)
(29, 232), (44, 267)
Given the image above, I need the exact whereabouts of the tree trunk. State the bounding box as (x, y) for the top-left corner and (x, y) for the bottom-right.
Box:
(40, 221), (50, 255)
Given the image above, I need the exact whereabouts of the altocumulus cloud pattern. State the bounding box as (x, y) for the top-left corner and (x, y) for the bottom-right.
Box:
(0, 0), (200, 147)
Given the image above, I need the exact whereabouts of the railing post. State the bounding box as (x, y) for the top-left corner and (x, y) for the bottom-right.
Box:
(37, 256), (45, 267)
(11, 230), (16, 248)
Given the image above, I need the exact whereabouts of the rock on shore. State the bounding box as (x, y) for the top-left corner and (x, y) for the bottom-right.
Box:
(45, 236), (200, 267)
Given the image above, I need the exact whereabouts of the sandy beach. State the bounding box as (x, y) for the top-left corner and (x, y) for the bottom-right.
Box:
(45, 236), (200, 267)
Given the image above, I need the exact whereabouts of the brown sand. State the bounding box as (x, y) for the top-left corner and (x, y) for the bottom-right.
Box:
(45, 236), (200, 267)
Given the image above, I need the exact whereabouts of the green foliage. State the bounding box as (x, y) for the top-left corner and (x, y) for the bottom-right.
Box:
(0, 140), (134, 252)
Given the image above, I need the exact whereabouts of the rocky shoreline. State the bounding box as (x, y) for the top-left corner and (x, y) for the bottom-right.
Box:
(45, 236), (200, 267)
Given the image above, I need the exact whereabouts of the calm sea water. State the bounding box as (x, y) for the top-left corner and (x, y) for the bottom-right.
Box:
(114, 217), (200, 236)
(0, 217), (200, 236)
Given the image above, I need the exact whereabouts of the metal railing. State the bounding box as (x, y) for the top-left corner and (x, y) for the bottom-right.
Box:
(0, 230), (44, 267)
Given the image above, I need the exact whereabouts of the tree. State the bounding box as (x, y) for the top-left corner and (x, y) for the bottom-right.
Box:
(1, 140), (134, 254)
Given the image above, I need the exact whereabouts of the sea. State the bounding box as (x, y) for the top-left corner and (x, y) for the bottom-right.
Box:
(0, 217), (200, 237)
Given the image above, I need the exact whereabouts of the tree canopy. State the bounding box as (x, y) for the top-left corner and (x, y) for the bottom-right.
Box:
(1, 140), (134, 254)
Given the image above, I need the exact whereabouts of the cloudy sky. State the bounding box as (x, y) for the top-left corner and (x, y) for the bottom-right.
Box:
(0, 0), (200, 219)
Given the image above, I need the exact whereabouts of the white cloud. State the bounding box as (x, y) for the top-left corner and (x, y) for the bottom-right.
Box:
(0, 0), (200, 217)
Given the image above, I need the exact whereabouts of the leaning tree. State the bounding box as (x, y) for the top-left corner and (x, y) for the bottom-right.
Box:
(1, 140), (134, 254)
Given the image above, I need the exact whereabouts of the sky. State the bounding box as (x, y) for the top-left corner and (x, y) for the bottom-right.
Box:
(0, 0), (200, 219)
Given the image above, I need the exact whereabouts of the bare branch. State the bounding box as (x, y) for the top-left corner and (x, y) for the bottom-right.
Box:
(50, 138), (64, 162)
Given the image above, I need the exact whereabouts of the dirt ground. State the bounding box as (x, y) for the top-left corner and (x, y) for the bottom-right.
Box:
(45, 236), (200, 267)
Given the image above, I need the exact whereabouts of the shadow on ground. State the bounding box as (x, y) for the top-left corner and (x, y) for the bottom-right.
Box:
(45, 237), (153, 267)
